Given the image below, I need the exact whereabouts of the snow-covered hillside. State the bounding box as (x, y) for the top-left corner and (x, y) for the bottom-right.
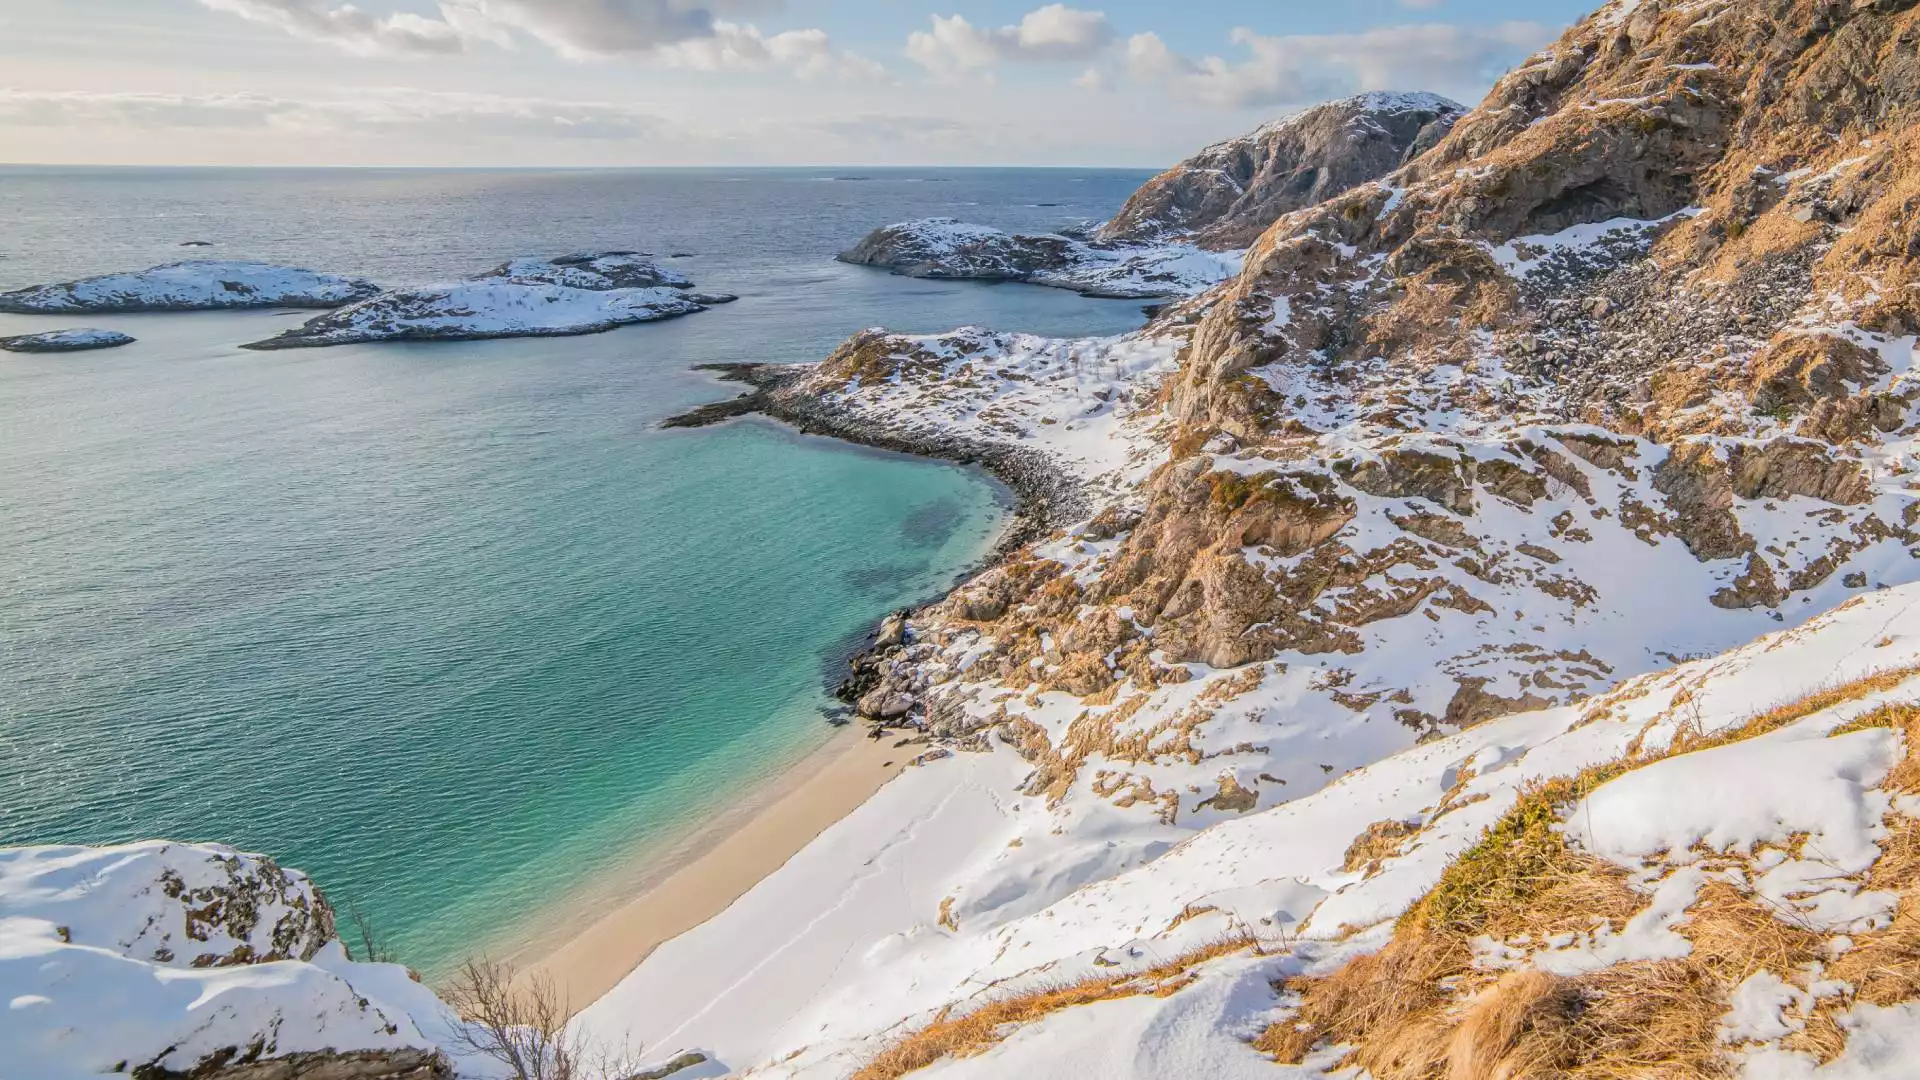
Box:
(580, 579), (1920, 1079)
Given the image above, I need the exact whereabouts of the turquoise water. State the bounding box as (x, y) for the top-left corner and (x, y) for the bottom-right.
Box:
(0, 168), (1152, 973)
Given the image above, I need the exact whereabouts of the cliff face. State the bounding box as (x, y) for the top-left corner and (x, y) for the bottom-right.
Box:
(1097, 92), (1465, 250)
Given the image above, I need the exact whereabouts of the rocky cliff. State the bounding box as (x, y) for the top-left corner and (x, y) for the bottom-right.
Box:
(1097, 91), (1465, 250)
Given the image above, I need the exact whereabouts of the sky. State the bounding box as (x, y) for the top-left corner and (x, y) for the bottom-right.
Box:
(0, 0), (1600, 168)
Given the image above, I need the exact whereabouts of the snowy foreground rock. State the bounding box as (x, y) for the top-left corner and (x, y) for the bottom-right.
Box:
(243, 252), (736, 349)
(0, 261), (379, 314)
(0, 328), (134, 353)
(838, 218), (1242, 300)
(0, 841), (502, 1080)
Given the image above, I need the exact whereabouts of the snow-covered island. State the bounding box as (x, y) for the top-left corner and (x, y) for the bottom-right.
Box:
(0, 328), (135, 353)
(0, 261), (380, 314)
(838, 218), (1243, 300)
(242, 252), (737, 349)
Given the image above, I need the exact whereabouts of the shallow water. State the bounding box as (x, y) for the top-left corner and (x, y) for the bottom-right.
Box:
(0, 167), (1152, 972)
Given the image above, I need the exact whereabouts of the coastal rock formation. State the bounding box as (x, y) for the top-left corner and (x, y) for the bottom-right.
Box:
(0, 328), (134, 352)
(0, 842), (481, 1080)
(0, 261), (379, 314)
(1097, 91), (1466, 250)
(241, 252), (737, 349)
(838, 218), (1240, 299)
(619, 0), (1920, 1073)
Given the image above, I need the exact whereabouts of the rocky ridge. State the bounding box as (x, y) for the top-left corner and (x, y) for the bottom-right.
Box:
(1097, 91), (1466, 250)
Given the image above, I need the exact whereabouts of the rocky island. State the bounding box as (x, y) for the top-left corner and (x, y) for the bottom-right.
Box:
(241, 252), (738, 349)
(0, 260), (380, 313)
(837, 218), (1242, 299)
(0, 328), (135, 353)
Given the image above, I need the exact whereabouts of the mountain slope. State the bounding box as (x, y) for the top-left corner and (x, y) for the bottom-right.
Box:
(1097, 91), (1465, 250)
(583, 0), (1920, 1074)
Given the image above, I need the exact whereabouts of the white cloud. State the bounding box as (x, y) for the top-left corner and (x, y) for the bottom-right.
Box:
(1125, 21), (1550, 108)
(907, 5), (1114, 75)
(657, 21), (887, 79)
(193, 0), (879, 79)
(197, 0), (469, 56)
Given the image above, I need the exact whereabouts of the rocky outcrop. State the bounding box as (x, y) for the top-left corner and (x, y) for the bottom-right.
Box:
(0, 328), (135, 353)
(1098, 92), (1465, 250)
(146, 1047), (452, 1080)
(837, 219), (1239, 299)
(242, 252), (736, 349)
(0, 262), (379, 313)
(1, 842), (476, 1080)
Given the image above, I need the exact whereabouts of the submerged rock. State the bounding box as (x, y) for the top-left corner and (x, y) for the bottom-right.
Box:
(242, 252), (736, 350)
(0, 261), (379, 314)
(0, 328), (135, 353)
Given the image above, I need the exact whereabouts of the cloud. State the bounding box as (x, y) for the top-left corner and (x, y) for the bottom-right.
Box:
(444, 0), (774, 60)
(0, 87), (673, 140)
(657, 21), (888, 79)
(197, 0), (468, 56)
(193, 0), (879, 78)
(907, 5), (1114, 75)
(1125, 21), (1551, 108)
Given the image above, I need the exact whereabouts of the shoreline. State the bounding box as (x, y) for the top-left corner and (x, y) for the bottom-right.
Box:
(518, 365), (1062, 1018)
(517, 722), (920, 1016)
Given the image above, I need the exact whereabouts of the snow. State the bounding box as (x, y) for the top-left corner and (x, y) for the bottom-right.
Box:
(0, 842), (505, 1080)
(242, 252), (735, 349)
(0, 261), (379, 314)
(572, 584), (1920, 1077)
(845, 218), (1242, 300)
(804, 326), (1182, 489)
(0, 328), (134, 353)
(1567, 723), (1899, 881)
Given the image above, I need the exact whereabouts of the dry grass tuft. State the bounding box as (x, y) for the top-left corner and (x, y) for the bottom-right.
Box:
(1259, 668), (1920, 1078)
(1343, 818), (1421, 876)
(852, 937), (1254, 1080)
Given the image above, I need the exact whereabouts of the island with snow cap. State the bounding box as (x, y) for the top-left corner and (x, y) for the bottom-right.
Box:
(0, 328), (135, 353)
(0, 260), (381, 314)
(240, 251), (738, 349)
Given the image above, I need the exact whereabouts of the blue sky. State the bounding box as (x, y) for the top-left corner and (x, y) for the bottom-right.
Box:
(0, 0), (1601, 166)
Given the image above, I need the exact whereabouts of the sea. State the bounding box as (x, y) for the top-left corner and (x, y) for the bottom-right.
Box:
(0, 166), (1154, 974)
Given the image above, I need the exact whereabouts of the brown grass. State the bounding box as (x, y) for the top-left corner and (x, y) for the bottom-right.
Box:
(1258, 667), (1920, 1078)
(852, 937), (1254, 1080)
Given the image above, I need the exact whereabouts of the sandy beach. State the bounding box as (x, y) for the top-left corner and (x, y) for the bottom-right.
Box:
(518, 724), (914, 1015)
